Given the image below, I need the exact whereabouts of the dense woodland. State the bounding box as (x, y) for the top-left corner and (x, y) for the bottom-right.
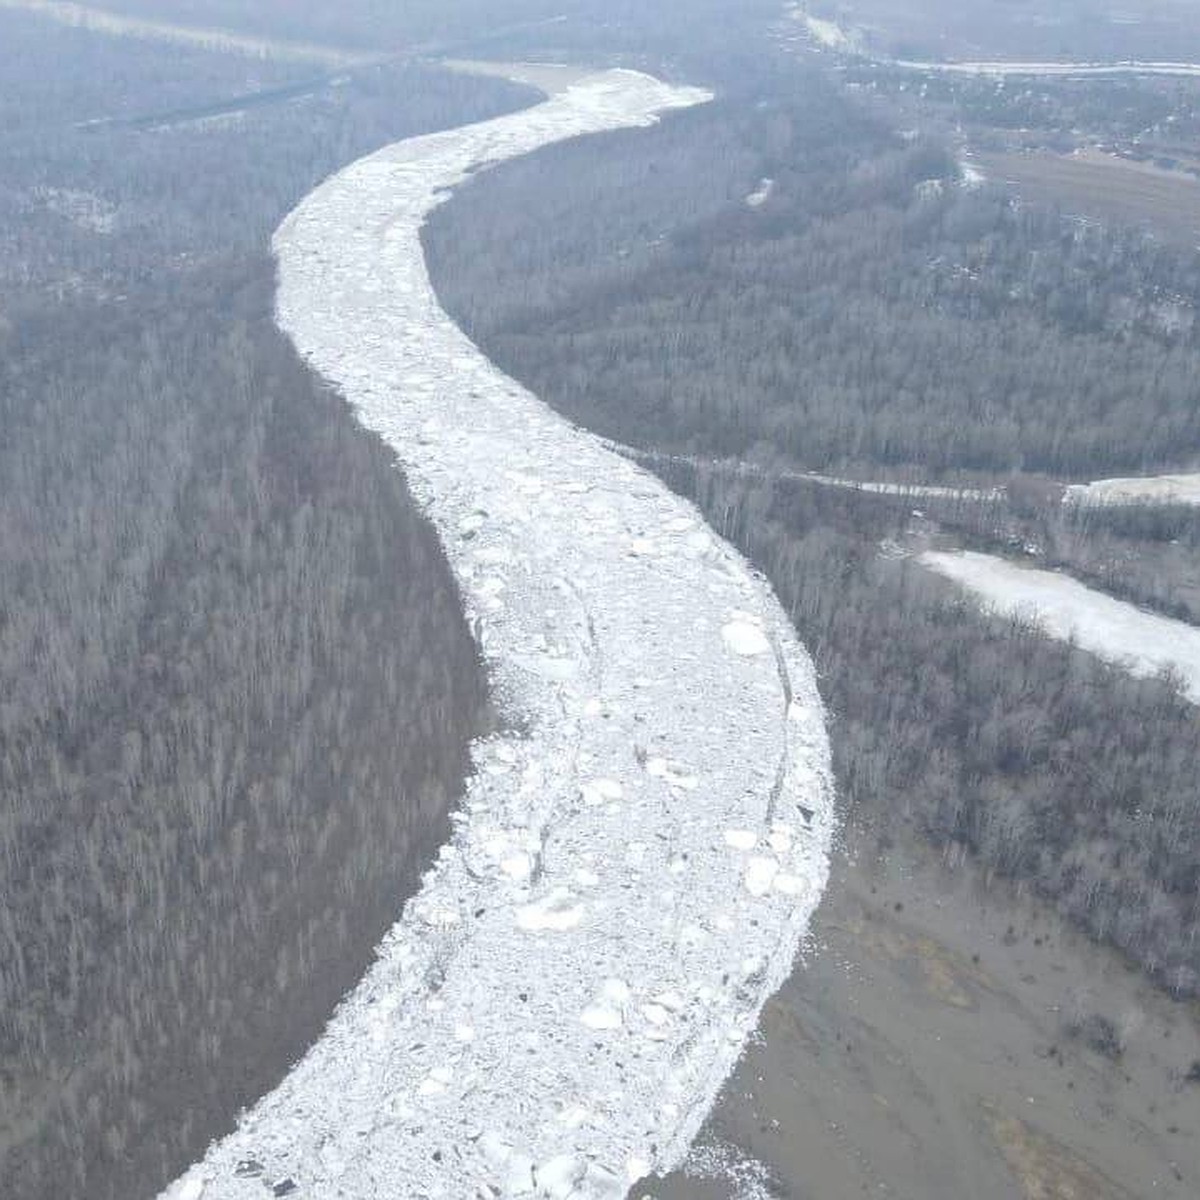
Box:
(428, 69), (1200, 477)
(913, 488), (1200, 627)
(883, 65), (1200, 157)
(427, 67), (1200, 998)
(0, 12), (536, 307)
(691, 469), (1200, 998)
(1, 274), (489, 1198)
(0, 19), (525, 1200)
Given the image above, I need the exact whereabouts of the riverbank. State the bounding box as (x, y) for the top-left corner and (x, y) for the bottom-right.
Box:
(652, 817), (1200, 1198)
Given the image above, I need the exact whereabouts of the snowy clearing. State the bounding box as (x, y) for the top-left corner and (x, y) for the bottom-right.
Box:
(897, 58), (1200, 79)
(804, 15), (853, 51)
(607, 441), (1000, 504)
(1064, 473), (1200, 508)
(787, 6), (859, 53)
(745, 177), (774, 208)
(920, 550), (1200, 701)
(161, 70), (833, 1200)
(793, 472), (996, 501)
(959, 160), (985, 189)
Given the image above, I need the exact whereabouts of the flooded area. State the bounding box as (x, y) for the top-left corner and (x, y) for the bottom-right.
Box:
(653, 817), (1200, 1199)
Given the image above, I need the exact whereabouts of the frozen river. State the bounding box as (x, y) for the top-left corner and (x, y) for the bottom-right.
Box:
(162, 70), (833, 1200)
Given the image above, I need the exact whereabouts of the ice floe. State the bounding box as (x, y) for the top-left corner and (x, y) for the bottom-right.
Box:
(160, 68), (833, 1200)
(722, 619), (772, 658)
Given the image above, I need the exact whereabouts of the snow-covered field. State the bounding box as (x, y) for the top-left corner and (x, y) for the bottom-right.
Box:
(802, 14), (855, 52)
(921, 550), (1200, 701)
(1064, 473), (1200, 507)
(161, 71), (834, 1200)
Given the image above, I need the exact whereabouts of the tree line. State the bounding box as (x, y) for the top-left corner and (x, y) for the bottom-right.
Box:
(425, 64), (1200, 1000)
(0, 24), (524, 1200)
(427, 70), (1200, 479)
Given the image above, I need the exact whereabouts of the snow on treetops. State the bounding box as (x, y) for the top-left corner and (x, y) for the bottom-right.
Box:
(163, 69), (833, 1200)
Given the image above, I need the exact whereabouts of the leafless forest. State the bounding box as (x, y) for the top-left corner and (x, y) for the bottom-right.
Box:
(0, 17), (527, 1198)
(426, 64), (1200, 998)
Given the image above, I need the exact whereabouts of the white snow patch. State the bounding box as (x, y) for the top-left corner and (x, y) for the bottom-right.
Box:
(161, 69), (833, 1200)
(581, 777), (624, 804)
(537, 1154), (587, 1196)
(501, 852), (533, 880)
(581, 1003), (624, 1031)
(626, 1156), (652, 1184)
(921, 550), (1200, 701)
(724, 829), (758, 851)
(745, 177), (774, 208)
(1065, 472), (1200, 508)
(516, 888), (584, 933)
(959, 160), (986, 188)
(768, 828), (793, 854)
(799, 11), (855, 51)
(645, 756), (700, 790)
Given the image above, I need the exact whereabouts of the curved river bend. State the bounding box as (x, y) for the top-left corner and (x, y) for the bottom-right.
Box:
(164, 70), (833, 1200)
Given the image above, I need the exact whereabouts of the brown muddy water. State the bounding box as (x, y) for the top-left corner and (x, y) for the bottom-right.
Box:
(650, 818), (1200, 1199)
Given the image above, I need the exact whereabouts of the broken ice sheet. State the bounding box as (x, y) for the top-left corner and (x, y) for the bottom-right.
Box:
(161, 68), (833, 1200)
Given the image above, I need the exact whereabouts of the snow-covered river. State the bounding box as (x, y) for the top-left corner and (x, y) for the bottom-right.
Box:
(162, 70), (833, 1200)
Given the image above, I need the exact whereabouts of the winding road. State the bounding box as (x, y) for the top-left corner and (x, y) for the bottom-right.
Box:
(161, 70), (833, 1200)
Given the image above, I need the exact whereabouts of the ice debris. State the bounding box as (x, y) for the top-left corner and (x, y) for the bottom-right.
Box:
(161, 68), (833, 1200)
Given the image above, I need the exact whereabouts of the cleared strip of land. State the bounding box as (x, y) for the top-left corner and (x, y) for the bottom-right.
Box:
(921, 549), (1200, 700)
(1065, 472), (1200, 507)
(0, 0), (373, 64)
(976, 149), (1200, 245)
(900, 58), (1200, 78)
